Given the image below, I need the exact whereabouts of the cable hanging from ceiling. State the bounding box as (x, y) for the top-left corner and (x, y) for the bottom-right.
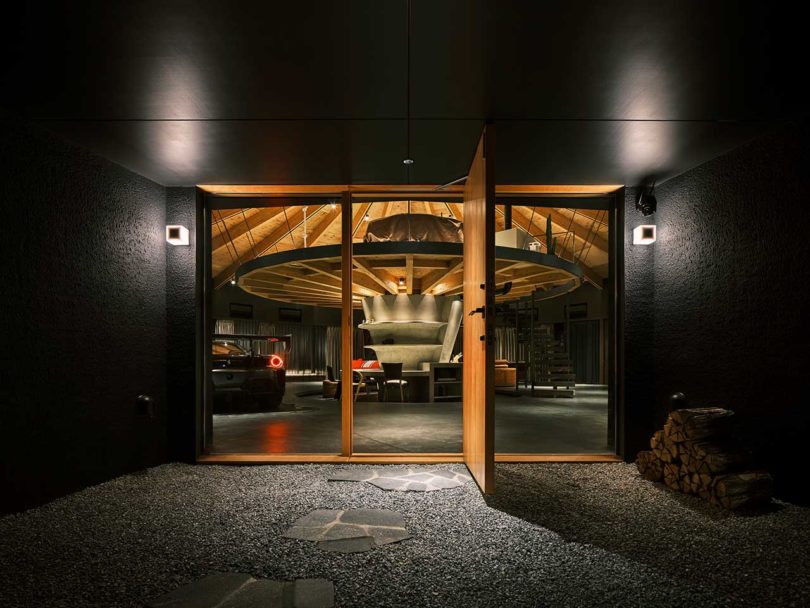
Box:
(403, 0), (414, 184)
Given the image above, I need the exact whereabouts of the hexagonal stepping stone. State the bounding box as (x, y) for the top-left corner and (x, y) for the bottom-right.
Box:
(327, 468), (472, 492)
(283, 509), (410, 553)
(317, 536), (378, 553)
(327, 468), (410, 482)
(148, 572), (254, 608)
(147, 573), (333, 608)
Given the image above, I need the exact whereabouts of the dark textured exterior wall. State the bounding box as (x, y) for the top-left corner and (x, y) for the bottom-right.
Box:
(0, 120), (168, 514)
(622, 186), (658, 459)
(623, 123), (810, 502)
(166, 187), (199, 462)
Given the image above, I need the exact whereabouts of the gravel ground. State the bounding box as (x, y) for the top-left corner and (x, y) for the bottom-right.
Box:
(1, 463), (808, 608)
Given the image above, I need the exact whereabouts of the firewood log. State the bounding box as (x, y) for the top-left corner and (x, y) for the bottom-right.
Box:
(677, 463), (692, 493)
(669, 408), (734, 441)
(650, 431), (664, 460)
(663, 462), (681, 490)
(644, 409), (772, 510)
(688, 441), (748, 474)
(659, 434), (679, 464)
(635, 450), (664, 482)
(663, 419), (686, 443)
(679, 443), (692, 468)
(713, 471), (773, 510)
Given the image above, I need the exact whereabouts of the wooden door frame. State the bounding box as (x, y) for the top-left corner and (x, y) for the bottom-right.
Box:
(195, 184), (625, 465)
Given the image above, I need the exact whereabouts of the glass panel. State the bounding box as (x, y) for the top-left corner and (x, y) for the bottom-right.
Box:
(351, 200), (464, 453)
(207, 202), (343, 453)
(493, 204), (613, 454)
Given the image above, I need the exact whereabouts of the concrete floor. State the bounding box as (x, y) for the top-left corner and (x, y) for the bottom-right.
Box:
(211, 383), (610, 454)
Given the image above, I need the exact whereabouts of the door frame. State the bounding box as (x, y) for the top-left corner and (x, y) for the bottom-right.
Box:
(194, 184), (625, 465)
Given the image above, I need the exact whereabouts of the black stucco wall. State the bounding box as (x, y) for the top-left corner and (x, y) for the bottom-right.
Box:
(0, 120), (168, 514)
(623, 122), (810, 502)
(166, 187), (199, 462)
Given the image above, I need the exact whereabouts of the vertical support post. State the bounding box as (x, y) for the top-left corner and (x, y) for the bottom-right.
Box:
(504, 203), (512, 229)
(515, 299), (520, 369)
(340, 191), (353, 457)
(198, 189), (212, 457)
(530, 289), (535, 396)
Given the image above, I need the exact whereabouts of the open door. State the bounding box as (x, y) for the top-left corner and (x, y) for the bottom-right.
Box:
(463, 126), (496, 493)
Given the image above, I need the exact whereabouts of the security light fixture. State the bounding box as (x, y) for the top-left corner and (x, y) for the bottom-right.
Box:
(633, 225), (657, 245)
(230, 278), (237, 285)
(403, 158), (414, 165)
(165, 225), (189, 245)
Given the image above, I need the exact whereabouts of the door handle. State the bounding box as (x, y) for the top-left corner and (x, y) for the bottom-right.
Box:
(468, 306), (486, 318)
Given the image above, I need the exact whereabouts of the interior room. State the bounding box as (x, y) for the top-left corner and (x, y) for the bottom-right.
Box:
(209, 200), (613, 455)
(2, 2), (809, 607)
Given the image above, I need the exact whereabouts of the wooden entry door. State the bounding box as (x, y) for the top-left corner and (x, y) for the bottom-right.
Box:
(463, 126), (496, 493)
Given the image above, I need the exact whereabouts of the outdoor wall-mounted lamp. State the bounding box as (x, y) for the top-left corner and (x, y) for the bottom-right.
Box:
(633, 225), (657, 245)
(165, 225), (190, 246)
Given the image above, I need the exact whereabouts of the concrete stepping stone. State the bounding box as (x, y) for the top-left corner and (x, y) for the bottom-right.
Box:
(327, 468), (472, 492)
(147, 573), (333, 608)
(283, 509), (410, 553)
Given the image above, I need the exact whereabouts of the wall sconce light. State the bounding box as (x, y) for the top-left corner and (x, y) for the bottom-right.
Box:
(633, 225), (657, 245)
(398, 277), (406, 287)
(165, 225), (189, 246)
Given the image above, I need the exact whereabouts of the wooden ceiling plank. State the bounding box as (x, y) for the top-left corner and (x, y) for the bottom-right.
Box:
(263, 267), (343, 291)
(211, 207), (285, 252)
(298, 260), (384, 296)
(353, 258), (399, 294)
(351, 202), (373, 238)
(509, 207), (604, 288)
(307, 205), (341, 246)
(422, 259), (464, 294)
(545, 208), (609, 252)
(213, 205), (323, 288)
(447, 203), (464, 220)
(497, 205), (608, 253)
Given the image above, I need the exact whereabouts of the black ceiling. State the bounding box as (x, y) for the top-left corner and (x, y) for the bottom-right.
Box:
(3, 1), (805, 186)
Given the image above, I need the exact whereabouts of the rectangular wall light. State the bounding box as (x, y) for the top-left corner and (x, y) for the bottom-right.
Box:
(633, 225), (656, 245)
(166, 225), (190, 246)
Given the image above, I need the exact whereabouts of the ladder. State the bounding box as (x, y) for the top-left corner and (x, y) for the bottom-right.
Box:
(529, 326), (576, 398)
(526, 291), (576, 398)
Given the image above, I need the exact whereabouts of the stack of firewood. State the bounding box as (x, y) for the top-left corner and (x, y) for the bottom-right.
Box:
(636, 408), (773, 510)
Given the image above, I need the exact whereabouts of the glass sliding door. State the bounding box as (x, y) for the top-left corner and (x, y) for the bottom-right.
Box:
(350, 198), (464, 454)
(492, 200), (614, 455)
(206, 199), (344, 454)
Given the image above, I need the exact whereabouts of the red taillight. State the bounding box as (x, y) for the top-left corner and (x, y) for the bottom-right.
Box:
(268, 354), (284, 369)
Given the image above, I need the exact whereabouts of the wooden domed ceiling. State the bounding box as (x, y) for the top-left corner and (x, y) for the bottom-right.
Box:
(211, 201), (609, 291)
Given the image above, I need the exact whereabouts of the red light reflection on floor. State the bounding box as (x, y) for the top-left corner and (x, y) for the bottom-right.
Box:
(262, 421), (291, 452)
